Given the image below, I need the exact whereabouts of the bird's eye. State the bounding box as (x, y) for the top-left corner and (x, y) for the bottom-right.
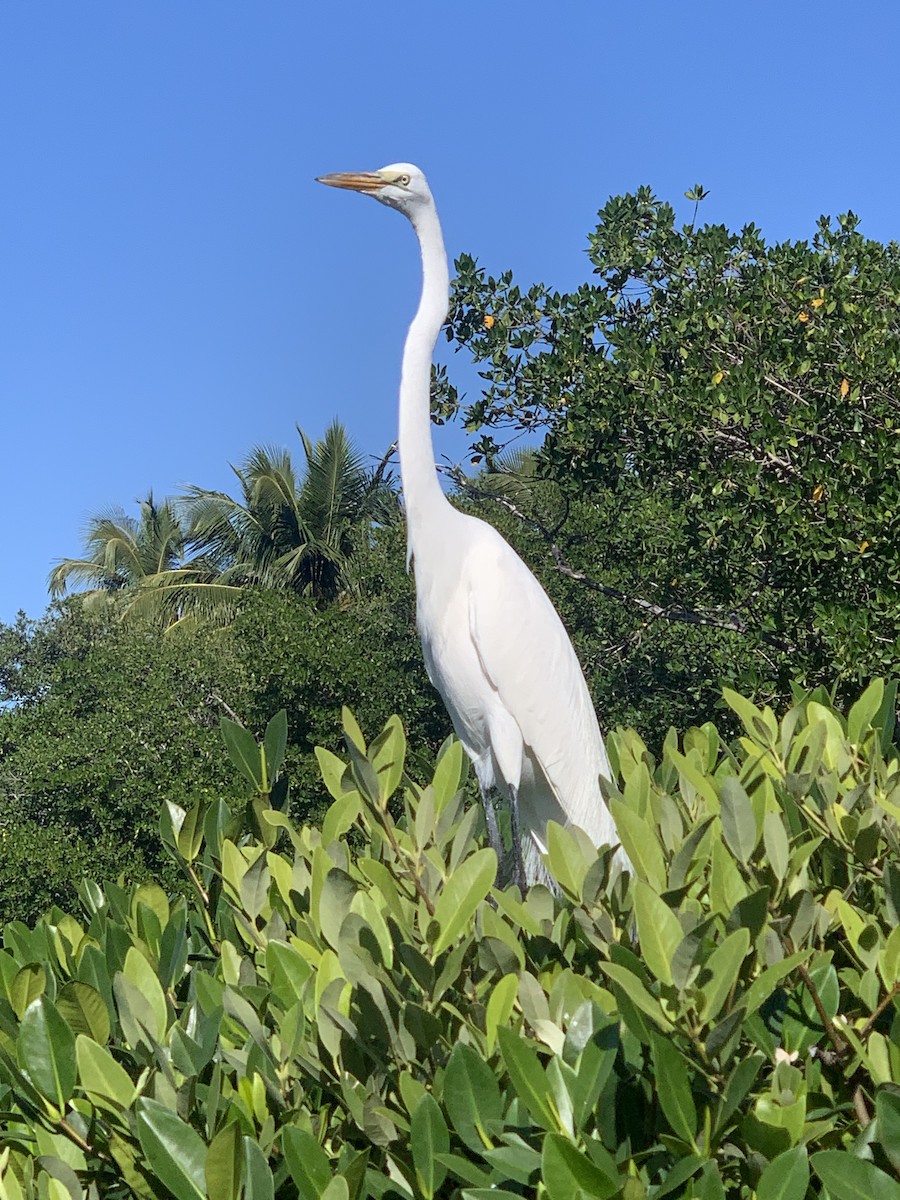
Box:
(399, 173), (410, 186)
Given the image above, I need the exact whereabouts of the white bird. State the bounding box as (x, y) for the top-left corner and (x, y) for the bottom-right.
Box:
(318, 163), (627, 887)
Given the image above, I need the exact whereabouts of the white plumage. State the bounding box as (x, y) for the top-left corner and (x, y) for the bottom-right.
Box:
(318, 162), (627, 886)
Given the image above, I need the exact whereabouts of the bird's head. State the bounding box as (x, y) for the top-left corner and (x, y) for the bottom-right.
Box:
(316, 162), (432, 218)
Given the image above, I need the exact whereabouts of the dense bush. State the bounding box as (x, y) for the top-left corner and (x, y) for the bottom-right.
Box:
(0, 683), (898, 1196)
(0, 553), (448, 923)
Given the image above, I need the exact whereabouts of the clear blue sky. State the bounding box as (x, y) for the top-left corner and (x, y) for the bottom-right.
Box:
(2, 2), (898, 624)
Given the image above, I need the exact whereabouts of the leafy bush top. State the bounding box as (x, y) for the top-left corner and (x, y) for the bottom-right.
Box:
(0, 683), (899, 1197)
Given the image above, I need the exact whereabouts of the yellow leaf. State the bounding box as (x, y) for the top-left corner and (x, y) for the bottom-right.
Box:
(811, 484), (825, 503)
(840, 378), (850, 397)
(859, 540), (871, 553)
(482, 314), (495, 330)
(712, 370), (724, 385)
(797, 311), (810, 323)
(811, 297), (824, 309)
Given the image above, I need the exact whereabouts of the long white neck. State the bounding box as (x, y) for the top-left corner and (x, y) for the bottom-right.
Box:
(399, 200), (452, 555)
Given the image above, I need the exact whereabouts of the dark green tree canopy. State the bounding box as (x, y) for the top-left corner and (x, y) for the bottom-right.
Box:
(441, 190), (900, 703)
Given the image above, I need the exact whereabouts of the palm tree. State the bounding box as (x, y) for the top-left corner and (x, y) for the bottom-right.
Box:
(181, 421), (397, 601)
(49, 492), (187, 601)
(49, 493), (240, 628)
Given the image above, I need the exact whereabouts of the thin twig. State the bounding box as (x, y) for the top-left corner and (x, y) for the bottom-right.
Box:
(797, 961), (847, 1057)
(857, 982), (900, 1043)
(208, 692), (244, 725)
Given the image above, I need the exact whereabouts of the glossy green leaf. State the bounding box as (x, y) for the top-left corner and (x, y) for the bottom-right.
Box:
(719, 776), (758, 863)
(135, 1098), (207, 1200)
(757, 1145), (810, 1200)
(633, 880), (682, 986)
(497, 1027), (556, 1131)
(699, 927), (750, 1023)
(220, 717), (264, 789)
(75, 1034), (135, 1109)
(411, 1092), (449, 1199)
(56, 981), (110, 1044)
(876, 1089), (900, 1173)
(443, 1042), (502, 1152)
(17, 996), (76, 1108)
(432, 848), (496, 956)
(10, 964), (46, 1021)
(541, 1132), (620, 1200)
(811, 1150), (900, 1199)
(369, 715), (406, 803)
(242, 1137), (274, 1200)
(282, 1126), (331, 1199)
(205, 1121), (242, 1200)
(122, 947), (167, 1041)
(263, 709), (288, 782)
(600, 961), (670, 1029)
(610, 799), (666, 890)
(651, 1032), (697, 1145)
(485, 972), (518, 1054)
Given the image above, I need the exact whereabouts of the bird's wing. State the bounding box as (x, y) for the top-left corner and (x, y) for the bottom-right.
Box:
(464, 522), (616, 849)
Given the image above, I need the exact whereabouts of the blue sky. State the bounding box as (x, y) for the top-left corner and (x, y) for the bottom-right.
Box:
(2, 2), (898, 624)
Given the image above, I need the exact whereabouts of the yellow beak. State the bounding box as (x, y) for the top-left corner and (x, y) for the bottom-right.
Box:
(316, 171), (388, 195)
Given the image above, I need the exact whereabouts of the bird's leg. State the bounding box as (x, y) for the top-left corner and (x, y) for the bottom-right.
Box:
(508, 786), (527, 894)
(481, 790), (502, 864)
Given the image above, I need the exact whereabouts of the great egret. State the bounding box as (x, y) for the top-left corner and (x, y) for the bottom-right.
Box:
(318, 163), (626, 887)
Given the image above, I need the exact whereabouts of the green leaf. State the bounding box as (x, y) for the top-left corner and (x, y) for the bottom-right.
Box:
(432, 848), (496, 956)
(242, 1137), (274, 1200)
(546, 822), (590, 898)
(485, 972), (518, 1054)
(567, 1009), (619, 1131)
(633, 880), (682, 986)
(321, 790), (361, 845)
(879, 925), (900, 989)
(651, 1032), (697, 1145)
(497, 1026), (557, 1131)
(610, 799), (666, 890)
(10, 963), (46, 1020)
(599, 962), (670, 1030)
(411, 1093), (449, 1199)
(443, 1042), (502, 1152)
(763, 812), (789, 883)
(341, 706), (366, 753)
(205, 1122), (242, 1200)
(847, 678), (883, 743)
(282, 1126), (331, 1199)
(56, 980), (109, 1045)
(177, 800), (205, 863)
(700, 928), (750, 1023)
(319, 868), (357, 951)
(876, 1089), (900, 1173)
(757, 1146), (810, 1200)
(370, 715), (406, 804)
(541, 1133), (620, 1200)
(432, 738), (464, 815)
(135, 1098), (207, 1200)
(121, 947), (167, 1042)
(811, 1150), (900, 1199)
(75, 1034), (135, 1109)
(239, 851), (271, 921)
(17, 996), (76, 1108)
(263, 710), (288, 782)
(220, 717), (263, 790)
(719, 776), (758, 863)
(315, 746), (352, 802)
